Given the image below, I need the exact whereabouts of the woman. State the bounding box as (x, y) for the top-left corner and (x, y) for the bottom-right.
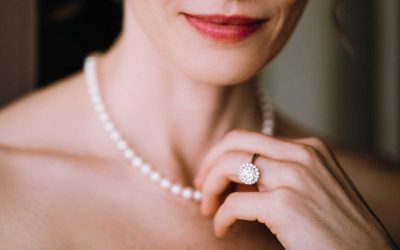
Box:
(0, 0), (397, 249)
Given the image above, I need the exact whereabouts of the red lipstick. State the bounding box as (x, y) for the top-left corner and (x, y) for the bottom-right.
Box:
(183, 13), (266, 43)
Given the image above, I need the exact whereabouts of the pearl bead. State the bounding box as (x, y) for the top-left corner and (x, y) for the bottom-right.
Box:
(131, 157), (143, 168)
(104, 121), (115, 131)
(182, 188), (193, 200)
(149, 171), (161, 182)
(110, 131), (120, 141)
(88, 89), (99, 97)
(116, 140), (127, 150)
(171, 184), (182, 195)
(263, 128), (273, 135)
(90, 95), (102, 104)
(160, 179), (171, 189)
(123, 149), (134, 159)
(140, 164), (151, 174)
(193, 191), (202, 202)
(99, 113), (109, 122)
(263, 119), (273, 126)
(94, 103), (105, 113)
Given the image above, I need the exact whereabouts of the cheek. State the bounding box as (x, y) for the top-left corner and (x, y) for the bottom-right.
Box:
(128, 0), (177, 34)
(126, 0), (180, 57)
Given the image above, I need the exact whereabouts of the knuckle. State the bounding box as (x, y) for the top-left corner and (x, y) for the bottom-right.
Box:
(225, 129), (247, 140)
(285, 165), (307, 182)
(271, 187), (298, 209)
(258, 193), (272, 223)
(223, 192), (241, 210)
(226, 192), (242, 203)
(304, 137), (333, 157)
(215, 151), (243, 167)
(297, 144), (316, 164)
(305, 137), (330, 156)
(307, 137), (325, 149)
(216, 151), (233, 164)
(285, 165), (315, 191)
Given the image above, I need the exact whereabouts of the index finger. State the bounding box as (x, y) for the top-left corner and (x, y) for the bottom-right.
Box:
(195, 129), (301, 189)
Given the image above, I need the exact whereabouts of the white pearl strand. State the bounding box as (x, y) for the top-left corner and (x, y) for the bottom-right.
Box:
(84, 55), (275, 202)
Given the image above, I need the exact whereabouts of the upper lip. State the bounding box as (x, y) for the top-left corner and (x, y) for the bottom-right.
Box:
(182, 13), (267, 25)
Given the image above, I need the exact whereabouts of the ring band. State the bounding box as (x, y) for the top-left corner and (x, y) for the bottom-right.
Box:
(250, 153), (260, 164)
(238, 153), (260, 185)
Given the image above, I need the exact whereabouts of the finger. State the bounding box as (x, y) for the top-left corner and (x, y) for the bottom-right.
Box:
(213, 192), (264, 238)
(292, 137), (338, 178)
(201, 151), (307, 216)
(292, 137), (368, 210)
(213, 192), (275, 238)
(195, 129), (314, 189)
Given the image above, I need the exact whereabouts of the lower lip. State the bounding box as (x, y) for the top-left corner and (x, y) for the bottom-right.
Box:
(183, 14), (264, 43)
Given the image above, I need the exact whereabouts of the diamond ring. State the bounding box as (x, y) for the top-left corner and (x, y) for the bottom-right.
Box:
(238, 153), (260, 185)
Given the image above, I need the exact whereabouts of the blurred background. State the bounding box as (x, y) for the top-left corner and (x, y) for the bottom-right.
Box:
(0, 0), (398, 161)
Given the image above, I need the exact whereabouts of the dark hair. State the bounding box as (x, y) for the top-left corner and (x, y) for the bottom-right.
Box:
(331, 0), (354, 56)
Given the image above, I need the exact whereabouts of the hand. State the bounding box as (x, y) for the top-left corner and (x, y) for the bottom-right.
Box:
(194, 129), (395, 249)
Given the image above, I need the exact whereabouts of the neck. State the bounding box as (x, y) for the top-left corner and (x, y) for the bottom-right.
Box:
(96, 16), (264, 184)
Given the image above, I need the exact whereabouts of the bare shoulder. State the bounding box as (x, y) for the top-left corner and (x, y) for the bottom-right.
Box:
(0, 144), (125, 249)
(0, 73), (114, 248)
(333, 147), (400, 208)
(0, 146), (72, 248)
(0, 72), (91, 152)
(333, 147), (400, 185)
(0, 73), (101, 157)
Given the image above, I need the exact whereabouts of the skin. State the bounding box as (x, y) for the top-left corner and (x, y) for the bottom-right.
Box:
(0, 0), (398, 249)
(195, 132), (394, 249)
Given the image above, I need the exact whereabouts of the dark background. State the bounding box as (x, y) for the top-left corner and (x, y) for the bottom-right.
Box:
(38, 0), (122, 87)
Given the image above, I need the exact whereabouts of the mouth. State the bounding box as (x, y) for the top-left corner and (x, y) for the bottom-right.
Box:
(182, 13), (268, 43)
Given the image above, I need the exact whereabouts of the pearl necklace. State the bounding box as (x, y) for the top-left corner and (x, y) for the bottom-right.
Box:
(84, 54), (275, 202)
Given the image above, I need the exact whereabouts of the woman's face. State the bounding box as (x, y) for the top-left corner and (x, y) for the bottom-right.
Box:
(124, 0), (308, 85)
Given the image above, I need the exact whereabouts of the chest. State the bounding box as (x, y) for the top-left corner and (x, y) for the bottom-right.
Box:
(45, 179), (283, 250)
(58, 206), (282, 250)
(14, 156), (283, 250)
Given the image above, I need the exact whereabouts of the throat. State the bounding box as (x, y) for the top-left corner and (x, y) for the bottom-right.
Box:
(89, 52), (270, 191)
(148, 81), (264, 184)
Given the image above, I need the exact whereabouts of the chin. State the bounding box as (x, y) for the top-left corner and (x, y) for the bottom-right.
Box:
(158, 16), (280, 86)
(179, 54), (264, 85)
(167, 41), (272, 85)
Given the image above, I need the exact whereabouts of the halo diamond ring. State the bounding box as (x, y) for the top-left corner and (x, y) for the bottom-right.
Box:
(238, 153), (260, 185)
